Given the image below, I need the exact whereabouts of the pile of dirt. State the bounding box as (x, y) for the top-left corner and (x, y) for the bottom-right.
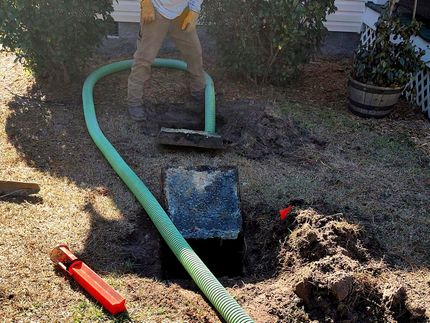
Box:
(282, 212), (368, 267)
(140, 100), (323, 159)
(218, 101), (324, 159)
(248, 210), (428, 322)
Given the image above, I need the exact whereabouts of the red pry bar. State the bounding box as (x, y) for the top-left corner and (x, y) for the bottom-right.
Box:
(50, 244), (126, 315)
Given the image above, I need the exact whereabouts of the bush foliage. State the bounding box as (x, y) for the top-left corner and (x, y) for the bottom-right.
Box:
(0, 0), (114, 82)
(202, 0), (336, 85)
(351, 11), (425, 88)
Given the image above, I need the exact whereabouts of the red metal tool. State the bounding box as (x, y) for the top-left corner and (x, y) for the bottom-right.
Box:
(50, 244), (126, 315)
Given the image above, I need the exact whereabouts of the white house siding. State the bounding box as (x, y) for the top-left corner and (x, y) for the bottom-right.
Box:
(113, 0), (367, 33)
(325, 0), (367, 33)
(112, 0), (140, 23)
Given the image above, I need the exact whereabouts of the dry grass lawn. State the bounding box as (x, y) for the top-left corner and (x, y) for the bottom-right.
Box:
(0, 49), (429, 322)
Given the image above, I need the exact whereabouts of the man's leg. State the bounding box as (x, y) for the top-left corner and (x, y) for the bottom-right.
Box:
(168, 15), (206, 101)
(127, 12), (170, 120)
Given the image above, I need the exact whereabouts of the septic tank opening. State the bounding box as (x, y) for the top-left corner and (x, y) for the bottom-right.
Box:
(161, 235), (244, 279)
(161, 166), (244, 278)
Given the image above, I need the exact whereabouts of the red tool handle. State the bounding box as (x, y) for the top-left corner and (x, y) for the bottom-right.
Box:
(50, 245), (126, 315)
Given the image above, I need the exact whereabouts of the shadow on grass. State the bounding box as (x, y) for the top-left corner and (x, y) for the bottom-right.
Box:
(3, 81), (296, 294)
(0, 195), (43, 204)
(78, 202), (161, 277)
(4, 82), (166, 278)
(3, 77), (306, 276)
(4, 69), (430, 310)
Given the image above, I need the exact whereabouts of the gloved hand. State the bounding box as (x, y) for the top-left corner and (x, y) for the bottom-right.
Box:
(181, 8), (199, 32)
(140, 0), (155, 24)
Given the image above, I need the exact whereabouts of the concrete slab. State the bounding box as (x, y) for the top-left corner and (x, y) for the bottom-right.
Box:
(158, 128), (224, 150)
(162, 166), (242, 240)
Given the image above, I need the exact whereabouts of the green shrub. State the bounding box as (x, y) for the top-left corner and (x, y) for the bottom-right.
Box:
(202, 0), (336, 85)
(351, 11), (425, 88)
(0, 0), (114, 82)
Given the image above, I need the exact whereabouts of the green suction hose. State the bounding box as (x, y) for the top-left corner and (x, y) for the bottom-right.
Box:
(82, 58), (253, 323)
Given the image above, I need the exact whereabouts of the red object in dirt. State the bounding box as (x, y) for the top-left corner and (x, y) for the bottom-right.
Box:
(279, 205), (293, 220)
(50, 244), (126, 315)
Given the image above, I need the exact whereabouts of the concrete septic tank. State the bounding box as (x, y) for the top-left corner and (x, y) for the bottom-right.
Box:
(161, 166), (244, 278)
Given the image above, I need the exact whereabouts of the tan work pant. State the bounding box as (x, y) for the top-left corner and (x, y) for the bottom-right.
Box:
(127, 11), (205, 107)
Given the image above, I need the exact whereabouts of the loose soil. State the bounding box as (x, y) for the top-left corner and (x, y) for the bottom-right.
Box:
(139, 100), (322, 159)
(244, 209), (427, 322)
(0, 47), (429, 322)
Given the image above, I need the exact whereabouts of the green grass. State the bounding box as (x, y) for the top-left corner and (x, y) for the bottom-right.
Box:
(141, 305), (168, 316)
(280, 100), (428, 170)
(71, 300), (106, 322)
(280, 101), (365, 132)
(369, 133), (416, 155)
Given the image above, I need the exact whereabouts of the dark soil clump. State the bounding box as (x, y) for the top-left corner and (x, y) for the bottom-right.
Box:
(218, 100), (324, 159)
(141, 100), (322, 159)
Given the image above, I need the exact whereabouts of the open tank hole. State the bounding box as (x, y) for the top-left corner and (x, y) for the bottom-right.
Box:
(161, 235), (245, 279)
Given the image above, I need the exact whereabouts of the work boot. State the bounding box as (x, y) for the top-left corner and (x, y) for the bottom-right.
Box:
(128, 105), (146, 121)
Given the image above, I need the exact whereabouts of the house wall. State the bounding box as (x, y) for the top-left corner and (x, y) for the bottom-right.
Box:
(106, 0), (366, 57)
(111, 1), (140, 23)
(112, 0), (367, 33)
(325, 0), (367, 33)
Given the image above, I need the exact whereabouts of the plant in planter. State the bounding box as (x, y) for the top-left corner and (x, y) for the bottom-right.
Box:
(348, 0), (426, 117)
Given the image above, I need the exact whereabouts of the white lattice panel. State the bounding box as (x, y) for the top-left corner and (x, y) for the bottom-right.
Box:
(406, 70), (430, 118)
(360, 24), (377, 46)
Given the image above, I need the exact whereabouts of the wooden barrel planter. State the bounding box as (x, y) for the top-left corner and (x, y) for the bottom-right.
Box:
(347, 78), (404, 118)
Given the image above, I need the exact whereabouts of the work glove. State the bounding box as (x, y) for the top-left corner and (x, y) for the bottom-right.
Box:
(181, 8), (199, 32)
(140, 0), (155, 24)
